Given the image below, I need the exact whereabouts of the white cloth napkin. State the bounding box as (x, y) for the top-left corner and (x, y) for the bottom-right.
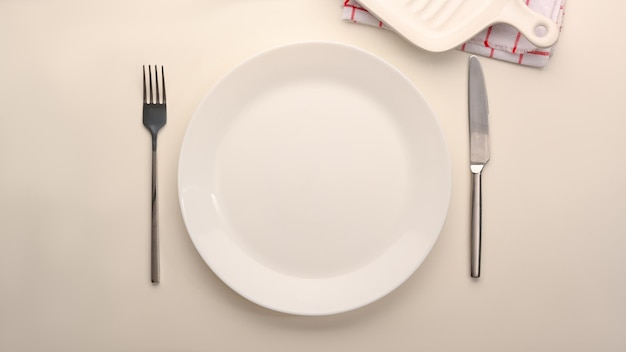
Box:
(342, 0), (566, 67)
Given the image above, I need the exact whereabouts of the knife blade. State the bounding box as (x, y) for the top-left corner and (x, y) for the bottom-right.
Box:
(468, 55), (490, 278)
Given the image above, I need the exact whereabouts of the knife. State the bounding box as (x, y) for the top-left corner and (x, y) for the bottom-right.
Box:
(468, 55), (490, 278)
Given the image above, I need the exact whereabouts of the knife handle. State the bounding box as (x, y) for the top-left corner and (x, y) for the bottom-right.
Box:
(470, 171), (482, 278)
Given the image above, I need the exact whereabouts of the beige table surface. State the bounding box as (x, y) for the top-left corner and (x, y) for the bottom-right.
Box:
(1, 0), (625, 351)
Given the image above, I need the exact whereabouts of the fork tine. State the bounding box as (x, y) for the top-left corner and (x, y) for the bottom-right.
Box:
(143, 65), (166, 105)
(148, 65), (154, 104)
(143, 65), (147, 104)
(161, 66), (166, 104)
(154, 65), (160, 104)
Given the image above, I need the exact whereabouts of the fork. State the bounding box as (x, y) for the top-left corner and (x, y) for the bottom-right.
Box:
(143, 65), (167, 284)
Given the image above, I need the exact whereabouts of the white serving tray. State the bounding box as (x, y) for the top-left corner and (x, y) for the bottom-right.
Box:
(357, 0), (560, 52)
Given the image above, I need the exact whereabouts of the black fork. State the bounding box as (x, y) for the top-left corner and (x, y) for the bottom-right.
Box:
(143, 65), (166, 284)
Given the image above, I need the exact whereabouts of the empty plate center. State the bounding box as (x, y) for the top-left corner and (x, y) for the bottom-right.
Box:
(215, 78), (414, 278)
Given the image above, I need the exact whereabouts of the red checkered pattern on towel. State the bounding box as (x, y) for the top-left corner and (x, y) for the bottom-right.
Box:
(342, 0), (566, 67)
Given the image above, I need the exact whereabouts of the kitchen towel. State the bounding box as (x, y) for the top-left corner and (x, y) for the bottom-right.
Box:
(342, 0), (566, 67)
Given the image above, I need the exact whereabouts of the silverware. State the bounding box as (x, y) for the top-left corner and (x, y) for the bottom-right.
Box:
(142, 65), (167, 284)
(468, 56), (490, 278)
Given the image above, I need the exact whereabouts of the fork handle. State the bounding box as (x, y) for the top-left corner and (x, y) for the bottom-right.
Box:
(151, 147), (160, 284)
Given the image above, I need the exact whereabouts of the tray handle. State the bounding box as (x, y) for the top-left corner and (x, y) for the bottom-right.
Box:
(499, 0), (560, 49)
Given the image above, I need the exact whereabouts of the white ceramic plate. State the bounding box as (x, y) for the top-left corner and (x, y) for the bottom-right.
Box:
(178, 42), (450, 315)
